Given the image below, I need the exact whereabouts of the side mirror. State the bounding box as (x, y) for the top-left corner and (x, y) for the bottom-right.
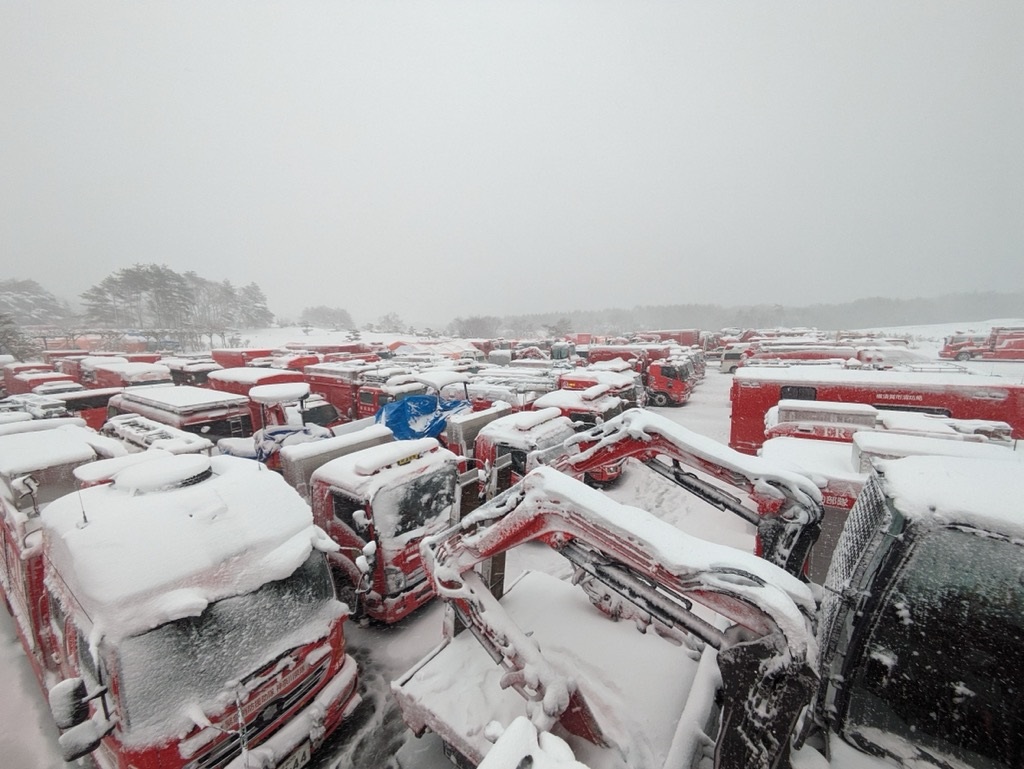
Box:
(352, 509), (371, 533)
(48, 678), (89, 730)
(356, 541), (377, 576)
(12, 474), (40, 515)
(57, 714), (115, 762)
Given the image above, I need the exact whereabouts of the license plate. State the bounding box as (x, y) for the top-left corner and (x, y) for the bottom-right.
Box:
(278, 742), (311, 769)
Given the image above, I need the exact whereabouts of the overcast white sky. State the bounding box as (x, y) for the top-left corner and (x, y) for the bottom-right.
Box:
(2, 2), (1022, 327)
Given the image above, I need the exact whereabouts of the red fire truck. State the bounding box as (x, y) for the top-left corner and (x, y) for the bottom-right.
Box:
(27, 452), (361, 768)
(209, 347), (277, 368)
(556, 366), (645, 409)
(305, 362), (425, 422)
(106, 385), (253, 441)
(0, 424), (128, 683)
(938, 325), (1024, 361)
(6, 369), (77, 395)
(160, 356), (222, 387)
(209, 366), (307, 429)
(305, 438), (477, 623)
(729, 365), (1024, 454)
(3, 361), (54, 395)
(91, 361), (173, 389)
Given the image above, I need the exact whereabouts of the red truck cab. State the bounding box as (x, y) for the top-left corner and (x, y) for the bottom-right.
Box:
(308, 438), (461, 623)
(39, 453), (361, 767)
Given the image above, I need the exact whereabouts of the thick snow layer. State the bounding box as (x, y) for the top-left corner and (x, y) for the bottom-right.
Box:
(41, 454), (336, 643)
(876, 455), (1024, 537)
(477, 717), (590, 769)
(395, 571), (708, 769)
(532, 388), (620, 410)
(72, 450), (173, 485)
(456, 467), (816, 655)
(735, 365), (1017, 387)
(208, 366), (302, 386)
(0, 427), (99, 478)
(249, 381), (311, 404)
(312, 438), (454, 500)
(761, 437), (864, 484)
(0, 416), (87, 437)
(851, 430), (1020, 467)
(476, 408), (576, 451)
(91, 361), (171, 381)
(414, 370), (471, 390)
(118, 385), (248, 412)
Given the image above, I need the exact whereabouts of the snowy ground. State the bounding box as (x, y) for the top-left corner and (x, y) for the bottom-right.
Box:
(2, 319), (1022, 768)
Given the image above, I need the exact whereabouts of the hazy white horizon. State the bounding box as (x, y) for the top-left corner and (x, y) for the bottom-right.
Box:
(3, 2), (1022, 328)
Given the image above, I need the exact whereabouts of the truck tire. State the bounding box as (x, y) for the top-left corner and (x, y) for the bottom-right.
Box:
(650, 392), (670, 408)
(727, 365), (738, 374)
(955, 352), (972, 361)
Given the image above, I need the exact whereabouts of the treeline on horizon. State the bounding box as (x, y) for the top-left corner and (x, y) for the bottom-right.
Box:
(1, 272), (1021, 338)
(489, 291), (1024, 337)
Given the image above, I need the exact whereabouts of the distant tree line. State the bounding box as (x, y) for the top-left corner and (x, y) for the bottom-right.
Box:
(0, 267), (274, 352)
(79, 264), (273, 332)
(493, 291), (1024, 337)
(2, 273), (1021, 350)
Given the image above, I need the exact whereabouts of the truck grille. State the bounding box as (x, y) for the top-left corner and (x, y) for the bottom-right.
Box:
(817, 475), (891, 674)
(190, 659), (329, 769)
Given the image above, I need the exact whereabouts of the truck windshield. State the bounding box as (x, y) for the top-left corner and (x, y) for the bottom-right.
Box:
(116, 553), (337, 744)
(5, 463), (83, 511)
(373, 464), (456, 542)
(845, 527), (1024, 768)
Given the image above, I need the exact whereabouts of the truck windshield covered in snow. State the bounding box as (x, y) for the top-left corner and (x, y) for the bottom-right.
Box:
(115, 552), (337, 741)
(371, 467), (457, 541)
(839, 528), (1024, 767)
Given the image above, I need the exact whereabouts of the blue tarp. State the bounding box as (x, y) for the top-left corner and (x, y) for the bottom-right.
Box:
(375, 395), (472, 441)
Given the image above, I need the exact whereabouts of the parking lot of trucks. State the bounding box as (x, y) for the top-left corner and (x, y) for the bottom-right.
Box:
(1, 334), (1022, 769)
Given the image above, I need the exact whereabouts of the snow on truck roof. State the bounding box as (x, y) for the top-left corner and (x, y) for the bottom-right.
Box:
(0, 427), (103, 478)
(207, 366), (302, 385)
(735, 365), (1021, 388)
(760, 437), (862, 483)
(852, 431), (1021, 463)
(876, 455), (1024, 537)
(311, 438), (457, 498)
(117, 385), (249, 412)
(477, 408), (575, 449)
(249, 381), (310, 404)
(413, 370), (471, 390)
(92, 361), (171, 376)
(532, 386), (620, 409)
(42, 454), (335, 643)
(776, 400), (879, 417)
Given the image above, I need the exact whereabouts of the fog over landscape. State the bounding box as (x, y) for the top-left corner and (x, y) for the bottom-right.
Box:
(3, 2), (1022, 328)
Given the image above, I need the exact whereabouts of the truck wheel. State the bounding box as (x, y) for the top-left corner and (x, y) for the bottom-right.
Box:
(955, 352), (972, 361)
(727, 365), (738, 374)
(650, 392), (670, 407)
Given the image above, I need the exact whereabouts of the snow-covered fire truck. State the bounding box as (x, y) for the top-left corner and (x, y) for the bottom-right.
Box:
(729, 365), (1024, 454)
(38, 453), (362, 768)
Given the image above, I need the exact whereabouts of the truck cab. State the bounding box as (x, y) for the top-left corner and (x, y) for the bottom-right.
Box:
(308, 438), (463, 623)
(40, 453), (361, 768)
(814, 455), (1024, 767)
(0, 423), (126, 682)
(107, 385), (253, 441)
(474, 407), (578, 484)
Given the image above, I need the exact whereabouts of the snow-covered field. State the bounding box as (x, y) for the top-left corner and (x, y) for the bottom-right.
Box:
(1, 319), (1022, 769)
